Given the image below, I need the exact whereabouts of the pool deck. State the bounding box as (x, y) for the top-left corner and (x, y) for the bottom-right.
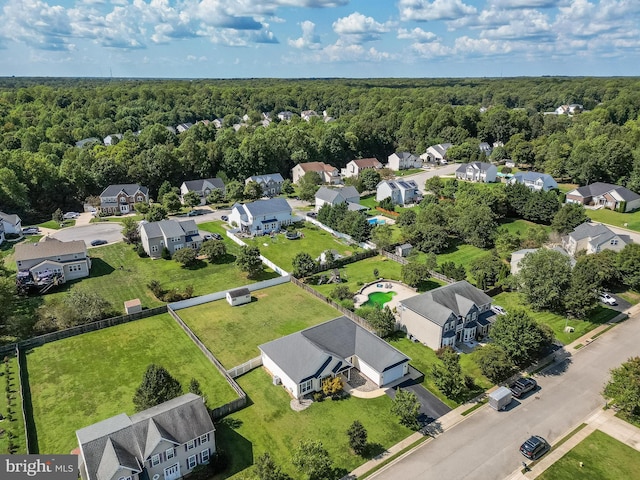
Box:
(354, 279), (417, 311)
(369, 214), (396, 225)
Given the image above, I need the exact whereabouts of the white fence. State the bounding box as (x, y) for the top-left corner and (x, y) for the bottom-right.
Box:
(304, 217), (374, 250)
(225, 230), (290, 276)
(227, 356), (263, 378)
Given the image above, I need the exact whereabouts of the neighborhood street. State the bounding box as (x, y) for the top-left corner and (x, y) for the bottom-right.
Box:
(370, 313), (640, 480)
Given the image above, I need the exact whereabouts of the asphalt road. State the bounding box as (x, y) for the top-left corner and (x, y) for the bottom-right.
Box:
(370, 314), (640, 480)
(403, 164), (459, 191)
(49, 223), (123, 247)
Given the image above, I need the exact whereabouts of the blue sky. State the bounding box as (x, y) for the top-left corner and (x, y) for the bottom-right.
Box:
(1, 0), (639, 78)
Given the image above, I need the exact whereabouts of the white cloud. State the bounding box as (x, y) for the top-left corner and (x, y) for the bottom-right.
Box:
(397, 27), (437, 42)
(398, 0), (476, 21)
(489, 0), (568, 8)
(332, 12), (390, 44)
(288, 20), (322, 49)
(410, 41), (452, 57)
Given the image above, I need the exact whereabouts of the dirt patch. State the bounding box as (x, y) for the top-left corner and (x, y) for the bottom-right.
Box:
(254, 292), (269, 298)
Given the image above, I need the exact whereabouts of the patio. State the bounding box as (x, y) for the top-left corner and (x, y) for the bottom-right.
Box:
(354, 279), (417, 311)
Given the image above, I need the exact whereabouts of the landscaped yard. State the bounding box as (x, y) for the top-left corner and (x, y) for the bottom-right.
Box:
(178, 282), (340, 368)
(586, 208), (640, 232)
(242, 223), (359, 272)
(0, 356), (27, 454)
(26, 313), (239, 454)
(37, 219), (75, 229)
(492, 291), (620, 345)
(218, 368), (414, 479)
(537, 430), (640, 480)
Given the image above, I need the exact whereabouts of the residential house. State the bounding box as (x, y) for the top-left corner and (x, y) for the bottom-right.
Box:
(140, 219), (202, 258)
(342, 158), (383, 178)
(15, 237), (91, 284)
(212, 118), (223, 129)
(421, 143), (453, 163)
(387, 152), (421, 171)
(0, 211), (22, 235)
(455, 162), (498, 183)
(99, 184), (149, 214)
(0, 223), (4, 245)
(176, 123), (194, 133)
(228, 197), (293, 235)
(277, 111), (294, 122)
(315, 186), (363, 212)
(103, 134), (123, 146)
(565, 182), (640, 213)
(301, 110), (320, 121)
(226, 287), (252, 306)
(478, 142), (493, 156)
(395, 243), (413, 257)
(562, 222), (632, 257)
(555, 104), (583, 115)
(291, 162), (342, 185)
(76, 137), (101, 148)
(507, 172), (558, 191)
(511, 247), (574, 275)
(376, 180), (420, 206)
(179, 178), (225, 205)
(259, 316), (410, 400)
(398, 281), (495, 350)
(76, 393), (215, 480)
(245, 174), (284, 197)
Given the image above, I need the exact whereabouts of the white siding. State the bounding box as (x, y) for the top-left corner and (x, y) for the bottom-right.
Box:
(357, 358), (382, 386)
(399, 307), (444, 350)
(261, 353), (299, 398)
(381, 362), (408, 386)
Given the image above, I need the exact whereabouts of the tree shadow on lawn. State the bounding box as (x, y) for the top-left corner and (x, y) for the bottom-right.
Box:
(87, 258), (116, 278)
(21, 349), (39, 453)
(182, 259), (208, 270)
(213, 417), (253, 479)
(362, 442), (386, 459)
(416, 279), (444, 292)
(212, 253), (237, 265)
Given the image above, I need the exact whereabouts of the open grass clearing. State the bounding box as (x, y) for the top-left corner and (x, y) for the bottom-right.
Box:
(537, 430), (640, 480)
(586, 208), (640, 232)
(26, 313), (238, 454)
(178, 282), (340, 368)
(557, 183), (579, 194)
(218, 367), (413, 479)
(0, 356), (27, 453)
(492, 291), (619, 345)
(498, 218), (552, 236)
(241, 223), (359, 272)
(37, 220), (75, 230)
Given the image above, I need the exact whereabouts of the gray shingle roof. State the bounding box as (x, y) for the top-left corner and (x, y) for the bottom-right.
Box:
(246, 173), (284, 184)
(242, 197), (291, 216)
(259, 317), (409, 384)
(182, 178), (225, 192)
(400, 281), (492, 327)
(14, 237), (87, 262)
(568, 222), (615, 242)
(456, 162), (494, 173)
(316, 186), (360, 204)
(512, 171), (555, 183)
(99, 184), (149, 198)
(574, 182), (640, 202)
(228, 287), (251, 298)
(0, 211), (21, 225)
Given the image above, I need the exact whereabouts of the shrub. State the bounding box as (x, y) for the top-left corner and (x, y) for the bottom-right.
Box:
(135, 243), (148, 257)
(161, 247), (171, 260)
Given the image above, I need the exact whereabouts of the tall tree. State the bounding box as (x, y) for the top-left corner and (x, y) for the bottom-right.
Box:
(291, 440), (334, 480)
(431, 347), (466, 399)
(346, 420), (368, 456)
(235, 245), (263, 278)
(490, 310), (554, 366)
(551, 203), (588, 235)
(292, 252), (317, 277)
(133, 364), (183, 412)
(516, 248), (572, 311)
(603, 357), (640, 417)
(390, 388), (421, 430)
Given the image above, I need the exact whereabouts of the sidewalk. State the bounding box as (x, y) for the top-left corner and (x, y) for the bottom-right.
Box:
(349, 305), (635, 479)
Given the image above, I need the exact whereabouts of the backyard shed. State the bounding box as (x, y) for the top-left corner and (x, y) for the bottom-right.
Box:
(396, 243), (413, 257)
(124, 298), (142, 314)
(227, 287), (252, 306)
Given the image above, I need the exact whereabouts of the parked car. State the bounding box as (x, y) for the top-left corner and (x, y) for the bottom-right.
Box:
(211, 233), (223, 240)
(599, 292), (617, 306)
(510, 377), (537, 399)
(203, 234), (213, 241)
(63, 212), (80, 219)
(221, 215), (229, 221)
(520, 435), (550, 460)
(187, 210), (202, 217)
(307, 212), (317, 218)
(492, 305), (507, 315)
(22, 227), (41, 235)
(90, 239), (108, 246)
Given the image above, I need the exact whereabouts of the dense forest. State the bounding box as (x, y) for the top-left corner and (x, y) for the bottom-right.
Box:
(1, 76), (640, 222)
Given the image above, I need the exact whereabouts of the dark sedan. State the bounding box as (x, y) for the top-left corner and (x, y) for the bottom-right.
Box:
(90, 239), (108, 246)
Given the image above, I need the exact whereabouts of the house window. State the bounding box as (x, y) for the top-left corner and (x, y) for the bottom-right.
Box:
(151, 245), (159, 253)
(611, 239), (618, 245)
(166, 447), (175, 460)
(300, 379), (313, 394)
(200, 449), (210, 464)
(199, 433), (209, 444)
(187, 440), (195, 450)
(118, 476), (132, 480)
(137, 196), (143, 202)
(187, 455), (197, 470)
(151, 454), (160, 466)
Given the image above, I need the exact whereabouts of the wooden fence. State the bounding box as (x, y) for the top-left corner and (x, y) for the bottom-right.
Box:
(380, 250), (456, 284)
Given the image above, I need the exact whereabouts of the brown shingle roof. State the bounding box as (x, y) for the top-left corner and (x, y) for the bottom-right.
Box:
(14, 237), (87, 262)
(298, 161), (336, 172)
(352, 158), (382, 168)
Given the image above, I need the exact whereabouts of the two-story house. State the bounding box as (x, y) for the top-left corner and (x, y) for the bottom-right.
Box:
(245, 174), (284, 197)
(314, 186), (363, 212)
(455, 162), (497, 183)
(421, 143), (453, 164)
(376, 180), (420, 206)
(76, 394), (215, 480)
(0, 211), (22, 235)
(387, 152), (420, 171)
(562, 222), (632, 257)
(291, 162), (342, 185)
(15, 237), (91, 285)
(140, 220), (202, 258)
(565, 182), (640, 212)
(99, 184), (149, 214)
(398, 281), (495, 350)
(228, 197), (293, 235)
(342, 158), (383, 178)
(508, 172), (558, 191)
(179, 178), (225, 205)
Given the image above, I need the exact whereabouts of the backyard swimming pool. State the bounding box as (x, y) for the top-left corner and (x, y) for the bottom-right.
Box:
(363, 291), (397, 308)
(368, 218), (386, 225)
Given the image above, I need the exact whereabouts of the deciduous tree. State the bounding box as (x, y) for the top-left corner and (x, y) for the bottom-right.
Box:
(490, 310), (554, 366)
(291, 440), (334, 480)
(173, 247), (198, 267)
(516, 248), (571, 311)
(235, 245), (263, 278)
(292, 252), (317, 277)
(200, 240), (227, 263)
(603, 357), (640, 418)
(390, 388), (421, 430)
(473, 344), (516, 383)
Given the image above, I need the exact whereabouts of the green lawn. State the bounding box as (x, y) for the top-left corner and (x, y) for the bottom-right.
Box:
(492, 291), (619, 345)
(537, 430), (640, 480)
(91, 214), (144, 224)
(0, 356), (27, 453)
(394, 168), (423, 177)
(26, 313), (238, 454)
(178, 283), (341, 368)
(37, 220), (75, 229)
(586, 208), (640, 232)
(498, 218), (552, 236)
(557, 183), (579, 194)
(436, 241), (489, 266)
(242, 224), (360, 272)
(219, 368), (413, 479)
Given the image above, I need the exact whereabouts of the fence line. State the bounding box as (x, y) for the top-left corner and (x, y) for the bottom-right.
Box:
(289, 277), (376, 334)
(380, 250), (456, 284)
(304, 217), (374, 250)
(15, 346), (33, 453)
(227, 356), (263, 379)
(166, 306), (247, 419)
(303, 249), (378, 276)
(225, 230), (290, 276)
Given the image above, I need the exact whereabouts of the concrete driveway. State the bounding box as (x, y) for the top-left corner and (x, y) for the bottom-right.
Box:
(386, 379), (452, 425)
(169, 206), (232, 224)
(48, 223), (123, 248)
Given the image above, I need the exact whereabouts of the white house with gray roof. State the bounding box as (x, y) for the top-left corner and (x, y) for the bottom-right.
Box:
(387, 152), (421, 171)
(99, 184), (149, 214)
(314, 186), (363, 212)
(76, 393), (215, 480)
(140, 219), (202, 258)
(15, 237), (91, 282)
(376, 180), (420, 206)
(259, 316), (410, 400)
(562, 222), (632, 257)
(398, 281), (494, 350)
(228, 197), (292, 235)
(179, 178), (225, 205)
(0, 211), (22, 236)
(508, 172), (558, 191)
(565, 182), (640, 212)
(421, 143), (452, 163)
(245, 173), (284, 197)
(455, 162), (497, 183)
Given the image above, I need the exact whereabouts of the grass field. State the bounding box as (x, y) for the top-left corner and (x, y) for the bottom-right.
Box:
(537, 430), (640, 480)
(0, 356), (27, 453)
(27, 313), (239, 454)
(177, 283), (341, 368)
(586, 208), (640, 232)
(219, 368), (413, 479)
(242, 223), (360, 272)
(498, 218), (552, 236)
(492, 292), (619, 345)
